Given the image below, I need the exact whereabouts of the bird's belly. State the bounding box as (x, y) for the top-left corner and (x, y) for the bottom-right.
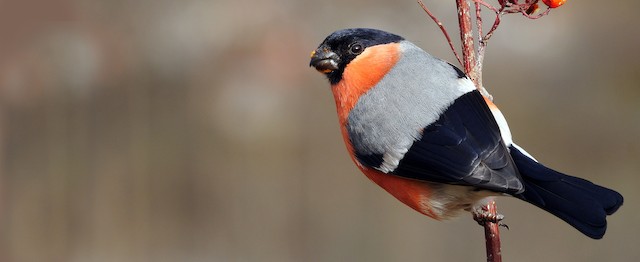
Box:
(360, 167), (497, 220)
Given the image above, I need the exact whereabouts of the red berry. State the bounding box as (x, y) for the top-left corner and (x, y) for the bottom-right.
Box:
(542, 0), (566, 8)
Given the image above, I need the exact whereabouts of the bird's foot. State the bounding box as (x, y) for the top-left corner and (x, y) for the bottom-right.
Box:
(472, 206), (505, 225)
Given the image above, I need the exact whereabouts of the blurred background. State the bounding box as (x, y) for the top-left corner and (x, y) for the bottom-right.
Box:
(1, 0), (638, 261)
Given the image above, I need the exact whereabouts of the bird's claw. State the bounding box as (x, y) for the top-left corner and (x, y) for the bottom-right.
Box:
(472, 206), (504, 225)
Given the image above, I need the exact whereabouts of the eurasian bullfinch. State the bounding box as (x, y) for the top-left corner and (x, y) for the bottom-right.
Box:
(309, 28), (623, 239)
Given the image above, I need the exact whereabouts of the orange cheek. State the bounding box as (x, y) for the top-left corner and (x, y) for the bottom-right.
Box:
(331, 43), (401, 127)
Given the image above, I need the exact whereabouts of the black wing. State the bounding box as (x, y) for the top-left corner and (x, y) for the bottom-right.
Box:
(390, 90), (523, 194)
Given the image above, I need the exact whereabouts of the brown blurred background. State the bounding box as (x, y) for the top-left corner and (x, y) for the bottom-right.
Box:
(1, 0), (638, 261)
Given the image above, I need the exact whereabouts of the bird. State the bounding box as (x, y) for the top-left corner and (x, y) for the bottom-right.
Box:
(309, 28), (623, 239)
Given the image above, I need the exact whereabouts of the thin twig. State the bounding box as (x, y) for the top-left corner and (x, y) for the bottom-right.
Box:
(474, 0), (501, 13)
(472, 0), (503, 43)
(483, 14), (502, 43)
(475, 1), (483, 39)
(521, 7), (551, 19)
(417, 0), (462, 66)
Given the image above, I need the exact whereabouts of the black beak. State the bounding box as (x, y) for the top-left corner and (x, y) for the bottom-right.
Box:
(309, 47), (339, 73)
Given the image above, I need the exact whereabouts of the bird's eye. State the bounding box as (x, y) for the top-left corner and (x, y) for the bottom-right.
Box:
(349, 43), (364, 55)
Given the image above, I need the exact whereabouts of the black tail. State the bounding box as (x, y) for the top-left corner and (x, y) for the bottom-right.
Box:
(509, 146), (623, 239)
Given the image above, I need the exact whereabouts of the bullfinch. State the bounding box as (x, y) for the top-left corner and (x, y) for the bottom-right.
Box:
(309, 28), (623, 239)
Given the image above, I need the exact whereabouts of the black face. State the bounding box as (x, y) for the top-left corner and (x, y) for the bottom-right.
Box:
(310, 28), (404, 85)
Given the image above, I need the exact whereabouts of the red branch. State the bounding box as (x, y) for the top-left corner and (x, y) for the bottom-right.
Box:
(456, 2), (501, 260)
(456, 0), (478, 87)
(483, 200), (502, 262)
(474, 1), (484, 90)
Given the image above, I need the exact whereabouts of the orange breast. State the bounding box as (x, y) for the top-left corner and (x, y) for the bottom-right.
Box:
(330, 43), (440, 219)
(360, 167), (440, 219)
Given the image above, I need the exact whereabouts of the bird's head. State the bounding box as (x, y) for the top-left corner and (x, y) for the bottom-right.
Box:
(310, 28), (404, 85)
